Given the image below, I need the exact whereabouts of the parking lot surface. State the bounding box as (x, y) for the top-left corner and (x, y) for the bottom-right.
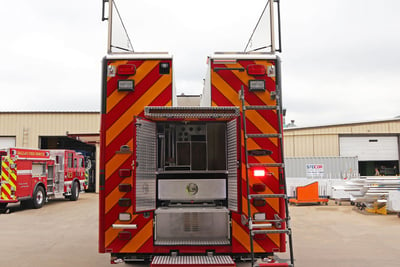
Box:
(1, 193), (399, 267)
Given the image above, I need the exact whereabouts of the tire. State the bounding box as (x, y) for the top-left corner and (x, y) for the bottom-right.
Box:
(20, 199), (33, 209)
(0, 202), (8, 213)
(70, 181), (79, 201)
(32, 186), (45, 209)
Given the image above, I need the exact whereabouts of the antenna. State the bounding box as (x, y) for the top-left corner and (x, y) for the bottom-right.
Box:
(102, 0), (134, 54)
(244, 0), (282, 53)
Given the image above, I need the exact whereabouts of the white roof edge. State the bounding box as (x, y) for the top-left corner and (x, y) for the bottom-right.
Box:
(210, 52), (277, 60)
(284, 117), (400, 130)
(106, 52), (172, 60)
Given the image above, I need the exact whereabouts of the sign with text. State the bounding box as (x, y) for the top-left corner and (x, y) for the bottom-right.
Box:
(306, 164), (324, 176)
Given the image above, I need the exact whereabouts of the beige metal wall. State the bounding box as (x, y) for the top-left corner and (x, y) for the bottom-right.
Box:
(284, 119), (400, 157)
(0, 112), (100, 147)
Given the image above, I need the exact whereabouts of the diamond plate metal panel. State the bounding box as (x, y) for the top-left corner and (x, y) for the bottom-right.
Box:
(227, 118), (238, 211)
(135, 118), (156, 212)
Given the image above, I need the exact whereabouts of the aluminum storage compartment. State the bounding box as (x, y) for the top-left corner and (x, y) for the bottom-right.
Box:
(154, 207), (230, 245)
(158, 179), (226, 201)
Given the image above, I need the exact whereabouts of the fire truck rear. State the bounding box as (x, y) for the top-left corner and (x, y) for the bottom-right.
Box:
(0, 148), (87, 213)
(99, 51), (293, 266)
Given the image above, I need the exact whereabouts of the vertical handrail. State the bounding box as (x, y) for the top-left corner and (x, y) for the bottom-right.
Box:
(240, 86), (255, 267)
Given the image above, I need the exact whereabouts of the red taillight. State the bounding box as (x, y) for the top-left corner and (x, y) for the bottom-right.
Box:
(253, 199), (266, 207)
(118, 198), (131, 207)
(117, 64), (136, 75)
(118, 231), (132, 240)
(253, 183), (266, 192)
(119, 169), (132, 178)
(253, 168), (266, 177)
(119, 184), (132, 192)
(247, 64), (266, 76)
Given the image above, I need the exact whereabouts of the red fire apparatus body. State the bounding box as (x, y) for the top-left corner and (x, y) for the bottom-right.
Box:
(0, 148), (87, 212)
(99, 52), (294, 266)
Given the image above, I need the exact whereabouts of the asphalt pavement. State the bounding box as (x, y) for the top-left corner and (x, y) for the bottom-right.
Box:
(1, 193), (399, 267)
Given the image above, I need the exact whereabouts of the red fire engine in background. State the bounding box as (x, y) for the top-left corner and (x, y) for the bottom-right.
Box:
(0, 148), (87, 213)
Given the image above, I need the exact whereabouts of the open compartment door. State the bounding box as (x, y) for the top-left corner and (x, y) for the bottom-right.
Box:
(134, 117), (157, 212)
(227, 118), (239, 212)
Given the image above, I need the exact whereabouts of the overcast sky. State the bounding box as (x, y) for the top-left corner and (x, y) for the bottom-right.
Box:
(1, 0), (399, 127)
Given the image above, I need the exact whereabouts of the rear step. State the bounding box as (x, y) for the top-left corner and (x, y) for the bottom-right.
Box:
(151, 256), (236, 267)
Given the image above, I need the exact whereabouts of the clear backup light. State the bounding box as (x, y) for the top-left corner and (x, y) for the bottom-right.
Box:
(253, 168), (266, 177)
(119, 213), (132, 221)
(254, 212), (266, 221)
(118, 80), (134, 91)
(249, 80), (266, 92)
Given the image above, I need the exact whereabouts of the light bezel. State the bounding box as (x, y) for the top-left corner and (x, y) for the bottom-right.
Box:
(247, 64), (267, 76)
(118, 80), (135, 91)
(248, 80), (266, 92)
(117, 64), (136, 76)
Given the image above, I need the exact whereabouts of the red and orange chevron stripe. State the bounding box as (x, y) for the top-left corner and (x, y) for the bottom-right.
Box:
(100, 57), (172, 254)
(210, 58), (286, 253)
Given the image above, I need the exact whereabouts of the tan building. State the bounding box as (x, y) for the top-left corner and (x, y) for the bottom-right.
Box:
(2, 107), (399, 190)
(0, 111), (100, 192)
(284, 118), (400, 176)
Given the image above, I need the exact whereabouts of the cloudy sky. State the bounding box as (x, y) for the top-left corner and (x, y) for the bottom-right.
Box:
(1, 0), (399, 127)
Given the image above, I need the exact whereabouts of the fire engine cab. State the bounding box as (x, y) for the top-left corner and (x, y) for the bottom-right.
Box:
(0, 148), (87, 213)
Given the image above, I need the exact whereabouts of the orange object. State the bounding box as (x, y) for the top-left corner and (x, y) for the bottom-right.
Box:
(289, 182), (329, 205)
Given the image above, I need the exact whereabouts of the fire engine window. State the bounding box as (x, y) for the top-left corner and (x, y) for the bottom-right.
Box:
(74, 158), (77, 168)
(79, 158), (84, 168)
(67, 153), (73, 168)
(32, 163), (46, 177)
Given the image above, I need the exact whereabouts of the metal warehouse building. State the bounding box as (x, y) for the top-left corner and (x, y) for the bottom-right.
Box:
(0, 111), (100, 192)
(1, 109), (399, 191)
(284, 118), (400, 176)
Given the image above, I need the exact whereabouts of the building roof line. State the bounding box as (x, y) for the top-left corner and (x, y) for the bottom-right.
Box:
(284, 117), (400, 131)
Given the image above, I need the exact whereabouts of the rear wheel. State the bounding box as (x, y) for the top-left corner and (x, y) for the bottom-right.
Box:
(20, 199), (33, 209)
(32, 186), (45, 209)
(70, 181), (79, 201)
(0, 202), (9, 213)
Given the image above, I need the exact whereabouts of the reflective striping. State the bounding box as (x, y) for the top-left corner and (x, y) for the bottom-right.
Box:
(105, 178), (130, 213)
(120, 219), (153, 253)
(211, 58), (285, 253)
(106, 60), (160, 112)
(1, 159), (17, 200)
(16, 170), (32, 175)
(105, 151), (131, 180)
(101, 58), (173, 254)
(211, 73), (278, 146)
(105, 75), (172, 146)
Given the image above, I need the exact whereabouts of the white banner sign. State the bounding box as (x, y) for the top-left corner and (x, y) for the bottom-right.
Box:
(306, 164), (324, 176)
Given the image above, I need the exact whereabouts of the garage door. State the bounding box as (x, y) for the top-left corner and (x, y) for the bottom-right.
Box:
(340, 136), (399, 161)
(0, 137), (16, 148)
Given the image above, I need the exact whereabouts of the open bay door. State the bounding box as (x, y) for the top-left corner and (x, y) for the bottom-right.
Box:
(134, 117), (157, 212)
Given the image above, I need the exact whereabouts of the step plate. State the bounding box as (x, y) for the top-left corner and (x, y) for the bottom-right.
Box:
(154, 239), (230, 246)
(151, 256), (236, 267)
